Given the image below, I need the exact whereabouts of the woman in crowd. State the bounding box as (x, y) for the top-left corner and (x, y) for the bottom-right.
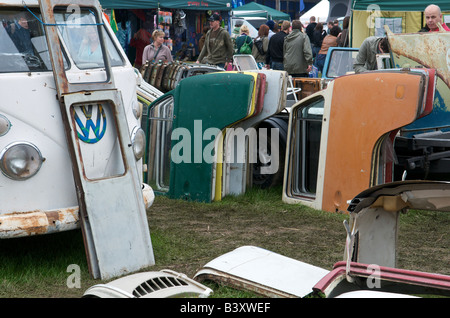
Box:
(142, 29), (173, 65)
(78, 26), (102, 63)
(252, 24), (269, 69)
(311, 23), (326, 58)
(337, 16), (350, 47)
(314, 25), (341, 73)
(234, 24), (253, 54)
(129, 21), (152, 69)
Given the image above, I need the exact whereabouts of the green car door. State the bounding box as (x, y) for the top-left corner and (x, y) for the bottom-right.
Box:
(146, 72), (255, 202)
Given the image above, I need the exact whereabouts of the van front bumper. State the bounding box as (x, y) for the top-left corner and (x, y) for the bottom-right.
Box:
(0, 183), (155, 239)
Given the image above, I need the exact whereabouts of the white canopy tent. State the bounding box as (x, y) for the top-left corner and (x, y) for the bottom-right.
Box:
(300, 0), (330, 25)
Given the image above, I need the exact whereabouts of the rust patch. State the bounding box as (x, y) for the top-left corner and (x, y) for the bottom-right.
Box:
(196, 273), (297, 298)
(386, 28), (450, 89)
(0, 208), (80, 238)
(46, 211), (60, 225)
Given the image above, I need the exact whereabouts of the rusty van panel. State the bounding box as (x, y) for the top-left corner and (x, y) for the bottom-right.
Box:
(386, 28), (449, 88)
(386, 28), (450, 135)
(321, 71), (427, 213)
(0, 208), (79, 238)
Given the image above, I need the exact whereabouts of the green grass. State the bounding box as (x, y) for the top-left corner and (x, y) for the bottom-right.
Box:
(0, 186), (448, 298)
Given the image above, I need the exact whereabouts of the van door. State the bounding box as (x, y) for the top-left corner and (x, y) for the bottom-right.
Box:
(283, 70), (433, 213)
(146, 72), (256, 202)
(40, 0), (154, 279)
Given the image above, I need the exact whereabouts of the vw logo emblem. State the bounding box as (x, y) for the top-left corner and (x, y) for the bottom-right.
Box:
(73, 104), (107, 144)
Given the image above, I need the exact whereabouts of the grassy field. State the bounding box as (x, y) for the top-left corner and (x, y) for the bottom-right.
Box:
(0, 186), (448, 298)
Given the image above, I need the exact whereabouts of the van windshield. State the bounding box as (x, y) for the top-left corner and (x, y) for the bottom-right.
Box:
(55, 7), (124, 69)
(0, 8), (123, 73)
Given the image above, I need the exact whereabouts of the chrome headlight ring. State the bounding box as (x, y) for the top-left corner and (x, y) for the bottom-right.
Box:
(130, 127), (146, 160)
(0, 142), (44, 180)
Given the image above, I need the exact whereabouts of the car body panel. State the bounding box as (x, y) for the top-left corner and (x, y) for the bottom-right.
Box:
(386, 27), (450, 136)
(222, 70), (287, 197)
(146, 72), (256, 202)
(0, 1), (154, 241)
(283, 69), (433, 213)
(194, 180), (450, 298)
(194, 245), (329, 298)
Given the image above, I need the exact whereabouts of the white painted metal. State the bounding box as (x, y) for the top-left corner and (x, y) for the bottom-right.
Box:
(223, 70), (287, 197)
(286, 75), (301, 102)
(232, 54), (259, 71)
(346, 181), (450, 268)
(194, 246), (329, 298)
(84, 269), (213, 298)
(135, 69), (164, 102)
(0, 0), (153, 240)
(335, 291), (419, 298)
(282, 82), (335, 210)
(39, 0), (154, 279)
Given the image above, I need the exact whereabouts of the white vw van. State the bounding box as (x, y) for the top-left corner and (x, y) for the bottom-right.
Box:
(0, 0), (154, 239)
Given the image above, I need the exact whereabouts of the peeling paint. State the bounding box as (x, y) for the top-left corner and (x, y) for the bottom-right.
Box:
(385, 26), (450, 89)
(0, 207), (79, 238)
(0, 184), (154, 238)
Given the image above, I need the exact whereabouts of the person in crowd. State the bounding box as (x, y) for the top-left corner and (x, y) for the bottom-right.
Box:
(78, 26), (102, 63)
(232, 20), (243, 38)
(311, 22), (326, 58)
(129, 21), (152, 69)
(266, 20), (276, 39)
(7, 13), (33, 55)
(314, 25), (341, 73)
(234, 24), (253, 54)
(326, 21), (334, 34)
(305, 16), (317, 45)
(252, 24), (269, 69)
(424, 4), (450, 31)
(265, 20), (290, 70)
(353, 36), (389, 73)
(283, 20), (313, 77)
(198, 26), (210, 53)
(418, 25), (430, 32)
(142, 29), (173, 64)
(196, 13), (233, 69)
(337, 16), (350, 47)
(175, 43), (189, 61)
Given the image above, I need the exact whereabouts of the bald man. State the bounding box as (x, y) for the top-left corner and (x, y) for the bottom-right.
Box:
(424, 4), (450, 31)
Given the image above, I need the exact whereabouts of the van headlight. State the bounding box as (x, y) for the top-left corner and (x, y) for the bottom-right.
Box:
(0, 142), (44, 180)
(132, 100), (142, 119)
(131, 127), (146, 160)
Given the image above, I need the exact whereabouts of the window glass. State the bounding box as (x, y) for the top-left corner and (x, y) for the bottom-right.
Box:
(291, 97), (324, 197)
(325, 50), (358, 79)
(0, 7), (123, 73)
(54, 7), (123, 69)
(0, 9), (54, 72)
(146, 96), (174, 192)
